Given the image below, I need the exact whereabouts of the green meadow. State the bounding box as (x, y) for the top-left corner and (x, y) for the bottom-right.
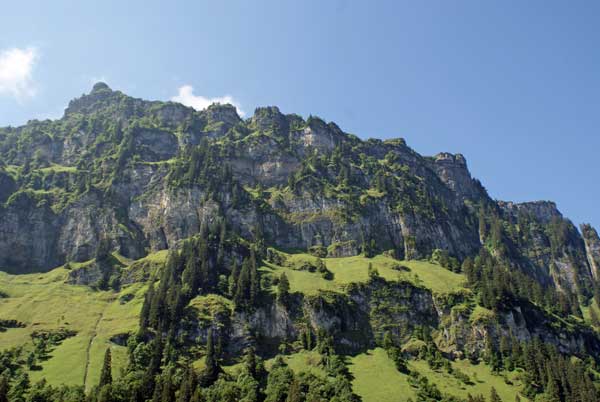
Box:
(0, 267), (145, 389)
(261, 251), (466, 295)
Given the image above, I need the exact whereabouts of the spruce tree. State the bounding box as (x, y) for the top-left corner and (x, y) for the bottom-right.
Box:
(489, 387), (502, 402)
(139, 281), (155, 331)
(286, 378), (302, 402)
(99, 347), (113, 387)
(0, 375), (9, 402)
(234, 258), (252, 307)
(203, 328), (220, 386)
(277, 273), (290, 303)
(249, 250), (259, 304)
(229, 262), (240, 297)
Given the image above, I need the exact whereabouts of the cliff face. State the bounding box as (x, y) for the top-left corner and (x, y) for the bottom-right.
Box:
(0, 83), (596, 300)
(582, 224), (600, 281)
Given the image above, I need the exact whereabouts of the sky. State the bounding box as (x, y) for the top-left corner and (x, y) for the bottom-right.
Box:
(1, 0), (599, 229)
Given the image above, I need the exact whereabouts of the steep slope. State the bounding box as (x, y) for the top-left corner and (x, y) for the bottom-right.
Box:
(1, 84), (600, 401)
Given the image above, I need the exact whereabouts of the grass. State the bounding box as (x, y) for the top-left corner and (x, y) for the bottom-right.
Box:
(262, 251), (466, 295)
(470, 305), (496, 324)
(349, 348), (417, 402)
(0, 268), (145, 389)
(411, 359), (528, 401)
(0, 248), (513, 402)
(264, 350), (326, 378)
(348, 348), (529, 402)
(37, 164), (78, 174)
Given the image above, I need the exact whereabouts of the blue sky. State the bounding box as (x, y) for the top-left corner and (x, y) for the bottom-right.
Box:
(1, 0), (599, 229)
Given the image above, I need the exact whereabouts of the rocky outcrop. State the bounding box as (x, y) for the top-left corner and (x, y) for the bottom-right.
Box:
(0, 189), (145, 271)
(582, 224), (600, 281)
(132, 128), (178, 161)
(0, 171), (16, 203)
(430, 153), (487, 203)
(498, 201), (593, 293)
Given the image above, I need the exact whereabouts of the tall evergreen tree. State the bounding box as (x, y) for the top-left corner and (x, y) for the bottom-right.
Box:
(277, 273), (290, 303)
(0, 375), (9, 402)
(489, 387), (502, 402)
(202, 329), (221, 386)
(99, 348), (113, 387)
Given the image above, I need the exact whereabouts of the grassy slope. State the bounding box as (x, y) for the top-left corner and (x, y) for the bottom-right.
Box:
(261, 252), (466, 295)
(349, 348), (417, 402)
(0, 250), (525, 400)
(0, 267), (145, 389)
(348, 348), (527, 402)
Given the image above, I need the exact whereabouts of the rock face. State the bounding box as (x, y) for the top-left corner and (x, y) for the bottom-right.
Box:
(430, 152), (486, 203)
(0, 83), (596, 303)
(0, 171), (16, 204)
(582, 224), (600, 281)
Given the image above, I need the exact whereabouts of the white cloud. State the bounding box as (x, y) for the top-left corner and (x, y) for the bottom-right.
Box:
(171, 85), (245, 117)
(0, 47), (38, 101)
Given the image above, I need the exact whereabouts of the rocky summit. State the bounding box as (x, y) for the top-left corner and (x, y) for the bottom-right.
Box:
(0, 84), (599, 401)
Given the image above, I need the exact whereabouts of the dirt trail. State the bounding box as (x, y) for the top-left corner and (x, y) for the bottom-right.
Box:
(82, 298), (114, 389)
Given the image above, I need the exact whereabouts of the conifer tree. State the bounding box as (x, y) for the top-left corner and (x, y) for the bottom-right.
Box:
(277, 273), (290, 303)
(229, 262), (240, 296)
(286, 378), (302, 402)
(489, 387), (502, 402)
(249, 250), (259, 304)
(202, 329), (220, 386)
(99, 348), (113, 387)
(0, 375), (9, 402)
(139, 281), (155, 331)
(234, 258), (252, 307)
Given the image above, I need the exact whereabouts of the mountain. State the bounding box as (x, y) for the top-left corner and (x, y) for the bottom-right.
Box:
(0, 83), (599, 401)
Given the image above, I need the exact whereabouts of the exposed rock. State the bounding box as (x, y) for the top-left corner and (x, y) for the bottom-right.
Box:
(0, 171), (16, 203)
(430, 152), (487, 202)
(582, 224), (600, 281)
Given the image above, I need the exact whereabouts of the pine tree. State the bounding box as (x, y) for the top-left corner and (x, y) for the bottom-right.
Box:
(489, 387), (502, 402)
(0, 375), (9, 402)
(202, 328), (220, 386)
(243, 347), (258, 378)
(545, 366), (561, 402)
(286, 378), (302, 402)
(8, 372), (29, 402)
(382, 331), (393, 350)
(234, 258), (252, 307)
(97, 384), (113, 402)
(277, 273), (290, 303)
(249, 250), (259, 304)
(139, 281), (155, 331)
(99, 347), (113, 387)
(367, 262), (379, 279)
(229, 262), (240, 296)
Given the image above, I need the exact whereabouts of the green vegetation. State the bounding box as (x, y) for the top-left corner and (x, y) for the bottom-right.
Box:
(0, 268), (145, 389)
(261, 251), (466, 295)
(349, 348), (417, 402)
(1, 86), (599, 401)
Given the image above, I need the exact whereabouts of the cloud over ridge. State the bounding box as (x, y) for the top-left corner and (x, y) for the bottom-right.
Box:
(171, 85), (245, 117)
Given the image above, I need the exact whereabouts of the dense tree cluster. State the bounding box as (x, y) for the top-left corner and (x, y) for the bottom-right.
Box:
(463, 248), (581, 317)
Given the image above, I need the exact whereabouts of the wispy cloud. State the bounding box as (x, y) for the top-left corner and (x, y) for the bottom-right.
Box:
(171, 85), (245, 117)
(0, 47), (38, 101)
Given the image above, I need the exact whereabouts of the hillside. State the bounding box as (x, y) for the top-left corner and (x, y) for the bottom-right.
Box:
(0, 84), (599, 401)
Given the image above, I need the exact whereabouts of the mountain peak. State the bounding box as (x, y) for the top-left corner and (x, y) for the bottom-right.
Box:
(91, 82), (112, 93)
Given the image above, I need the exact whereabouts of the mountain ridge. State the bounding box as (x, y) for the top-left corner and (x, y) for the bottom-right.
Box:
(1, 83), (600, 401)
